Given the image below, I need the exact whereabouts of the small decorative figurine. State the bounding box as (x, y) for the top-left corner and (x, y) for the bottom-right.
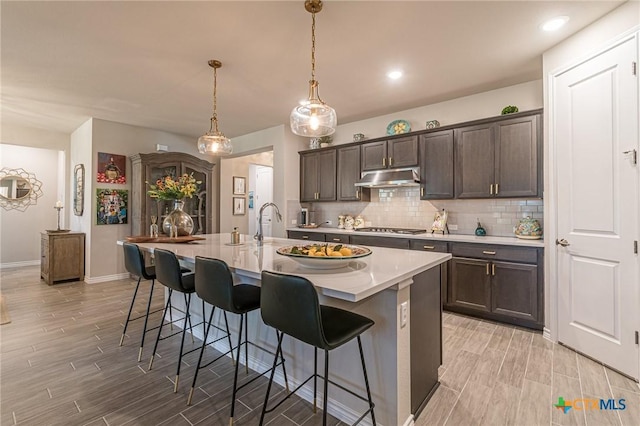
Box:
(344, 215), (355, 231)
(338, 215), (345, 229)
(354, 215), (364, 229)
(475, 219), (486, 236)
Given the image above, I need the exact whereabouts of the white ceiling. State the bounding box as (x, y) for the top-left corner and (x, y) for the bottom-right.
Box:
(1, 1), (625, 140)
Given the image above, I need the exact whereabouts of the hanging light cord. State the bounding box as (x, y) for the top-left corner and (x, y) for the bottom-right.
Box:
(209, 65), (219, 134)
(310, 10), (316, 82)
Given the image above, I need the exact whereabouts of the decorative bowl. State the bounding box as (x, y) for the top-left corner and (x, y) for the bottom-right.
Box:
(514, 216), (542, 239)
(386, 119), (411, 135)
(276, 243), (372, 269)
(425, 120), (440, 129)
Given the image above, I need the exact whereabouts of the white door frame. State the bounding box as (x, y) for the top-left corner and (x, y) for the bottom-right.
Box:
(547, 28), (640, 372)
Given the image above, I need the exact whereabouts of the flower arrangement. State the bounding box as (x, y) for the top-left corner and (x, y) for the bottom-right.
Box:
(146, 173), (200, 200)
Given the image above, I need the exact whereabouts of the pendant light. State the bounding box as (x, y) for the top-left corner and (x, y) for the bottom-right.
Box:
(198, 60), (233, 155)
(290, 0), (337, 137)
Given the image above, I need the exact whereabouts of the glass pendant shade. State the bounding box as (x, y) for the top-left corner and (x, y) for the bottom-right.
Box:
(290, 80), (336, 137)
(198, 132), (232, 155)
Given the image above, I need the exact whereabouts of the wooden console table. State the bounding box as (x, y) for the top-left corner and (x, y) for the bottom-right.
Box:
(41, 232), (85, 285)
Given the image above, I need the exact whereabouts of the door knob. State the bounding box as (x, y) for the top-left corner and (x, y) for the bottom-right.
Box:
(556, 238), (570, 247)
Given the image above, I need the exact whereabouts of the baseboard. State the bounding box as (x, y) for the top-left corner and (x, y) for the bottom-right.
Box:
(402, 414), (416, 426)
(0, 260), (40, 269)
(543, 327), (553, 342)
(179, 311), (377, 426)
(84, 273), (131, 284)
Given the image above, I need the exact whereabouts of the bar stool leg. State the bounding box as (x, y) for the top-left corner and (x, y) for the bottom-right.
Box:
(174, 293), (192, 393)
(358, 336), (376, 425)
(223, 311), (235, 365)
(148, 290), (172, 370)
(184, 293), (195, 344)
(323, 349), (329, 426)
(313, 347), (318, 413)
(259, 331), (284, 426)
(230, 313), (244, 426)
(187, 305), (215, 406)
(244, 313), (249, 375)
(279, 332), (290, 393)
(120, 277), (142, 346)
(138, 279), (155, 362)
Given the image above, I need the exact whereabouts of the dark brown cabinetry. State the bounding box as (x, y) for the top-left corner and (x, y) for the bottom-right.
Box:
(324, 233), (350, 244)
(131, 153), (214, 236)
(409, 239), (449, 305)
(361, 136), (418, 172)
(350, 234), (410, 249)
(455, 113), (540, 199)
(287, 230), (325, 242)
(337, 145), (369, 202)
(41, 232), (85, 285)
(419, 130), (454, 199)
(447, 242), (542, 329)
(300, 150), (337, 202)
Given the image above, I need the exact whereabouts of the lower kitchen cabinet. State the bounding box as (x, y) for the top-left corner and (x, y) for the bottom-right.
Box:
(287, 230), (325, 242)
(350, 234), (410, 249)
(447, 242), (543, 329)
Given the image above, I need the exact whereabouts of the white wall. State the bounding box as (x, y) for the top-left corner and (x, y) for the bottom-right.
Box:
(0, 144), (64, 266)
(542, 1), (640, 335)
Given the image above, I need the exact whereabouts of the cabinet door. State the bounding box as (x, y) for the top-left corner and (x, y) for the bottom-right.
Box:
(495, 114), (539, 197)
(449, 257), (491, 312)
(337, 146), (368, 201)
(454, 124), (495, 198)
(361, 141), (387, 171)
(287, 230), (324, 242)
(51, 235), (83, 281)
(491, 261), (538, 322)
(325, 233), (350, 244)
(419, 130), (454, 199)
(350, 235), (409, 249)
(300, 153), (319, 202)
(388, 136), (418, 168)
(317, 150), (336, 201)
(183, 165), (208, 234)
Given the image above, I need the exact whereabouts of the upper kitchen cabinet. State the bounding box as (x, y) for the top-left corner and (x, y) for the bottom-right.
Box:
(337, 145), (370, 202)
(131, 152), (214, 236)
(454, 111), (541, 199)
(361, 136), (418, 171)
(300, 149), (337, 202)
(419, 130), (454, 199)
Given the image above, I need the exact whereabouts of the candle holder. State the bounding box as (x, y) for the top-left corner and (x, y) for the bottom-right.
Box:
(47, 206), (70, 233)
(55, 206), (63, 230)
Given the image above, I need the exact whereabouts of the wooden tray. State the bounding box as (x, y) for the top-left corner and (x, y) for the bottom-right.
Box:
(126, 236), (206, 244)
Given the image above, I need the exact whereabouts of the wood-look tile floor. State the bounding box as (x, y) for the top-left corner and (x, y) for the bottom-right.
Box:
(1, 266), (638, 426)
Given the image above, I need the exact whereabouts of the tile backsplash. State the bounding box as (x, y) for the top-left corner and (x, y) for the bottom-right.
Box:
(300, 187), (543, 238)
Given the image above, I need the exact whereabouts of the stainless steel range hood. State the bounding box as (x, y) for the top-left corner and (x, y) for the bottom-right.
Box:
(354, 168), (420, 188)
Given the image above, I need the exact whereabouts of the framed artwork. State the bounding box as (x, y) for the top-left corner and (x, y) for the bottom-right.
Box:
(233, 176), (246, 195)
(73, 164), (85, 216)
(431, 209), (449, 234)
(96, 188), (128, 225)
(248, 190), (254, 209)
(97, 152), (126, 184)
(233, 197), (246, 215)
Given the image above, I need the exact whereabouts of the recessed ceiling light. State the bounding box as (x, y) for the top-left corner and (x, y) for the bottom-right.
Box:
(387, 70), (403, 80)
(541, 16), (569, 32)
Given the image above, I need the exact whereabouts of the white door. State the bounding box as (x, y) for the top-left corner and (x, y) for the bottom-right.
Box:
(554, 35), (639, 379)
(255, 165), (274, 237)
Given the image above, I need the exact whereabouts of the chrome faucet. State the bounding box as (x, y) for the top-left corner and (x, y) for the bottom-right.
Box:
(254, 202), (282, 246)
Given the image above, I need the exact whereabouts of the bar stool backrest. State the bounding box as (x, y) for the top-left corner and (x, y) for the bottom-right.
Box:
(154, 248), (190, 292)
(123, 242), (152, 280)
(194, 256), (236, 312)
(260, 271), (326, 349)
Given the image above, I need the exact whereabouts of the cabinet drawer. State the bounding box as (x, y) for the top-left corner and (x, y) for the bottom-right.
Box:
(409, 240), (448, 252)
(350, 235), (410, 249)
(287, 231), (324, 242)
(451, 243), (537, 263)
(324, 233), (350, 244)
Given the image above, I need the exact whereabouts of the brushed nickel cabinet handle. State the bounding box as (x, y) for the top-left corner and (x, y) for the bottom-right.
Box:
(356, 189), (359, 199)
(486, 263), (490, 275)
(382, 157), (386, 167)
(333, 238), (341, 242)
(420, 187), (424, 197)
(389, 157), (393, 167)
(492, 263), (496, 276)
(495, 183), (499, 194)
(423, 245), (435, 250)
(302, 236), (309, 239)
(490, 184), (494, 195)
(482, 250), (496, 255)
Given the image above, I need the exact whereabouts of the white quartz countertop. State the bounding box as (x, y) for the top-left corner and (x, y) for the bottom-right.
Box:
(122, 234), (451, 302)
(287, 227), (544, 248)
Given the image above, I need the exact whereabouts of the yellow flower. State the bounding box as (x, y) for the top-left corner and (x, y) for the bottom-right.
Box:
(146, 173), (201, 200)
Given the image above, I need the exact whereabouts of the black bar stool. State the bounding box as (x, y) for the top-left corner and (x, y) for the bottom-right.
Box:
(148, 248), (202, 393)
(259, 271), (376, 426)
(121, 242), (168, 362)
(188, 256), (289, 425)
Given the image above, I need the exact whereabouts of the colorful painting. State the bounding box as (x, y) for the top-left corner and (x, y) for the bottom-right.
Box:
(97, 152), (126, 184)
(96, 189), (128, 225)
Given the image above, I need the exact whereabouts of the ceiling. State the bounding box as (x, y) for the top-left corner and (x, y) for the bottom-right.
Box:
(1, 1), (625, 140)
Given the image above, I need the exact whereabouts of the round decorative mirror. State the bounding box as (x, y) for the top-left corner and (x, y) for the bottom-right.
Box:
(0, 168), (43, 211)
(0, 176), (33, 200)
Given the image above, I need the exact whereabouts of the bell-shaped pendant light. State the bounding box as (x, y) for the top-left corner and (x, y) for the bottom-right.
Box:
(198, 60), (233, 155)
(290, 0), (337, 137)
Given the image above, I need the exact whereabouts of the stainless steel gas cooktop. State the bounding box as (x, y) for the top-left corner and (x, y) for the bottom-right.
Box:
(354, 227), (427, 235)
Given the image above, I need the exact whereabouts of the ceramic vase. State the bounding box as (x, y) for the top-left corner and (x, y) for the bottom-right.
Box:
(162, 200), (194, 236)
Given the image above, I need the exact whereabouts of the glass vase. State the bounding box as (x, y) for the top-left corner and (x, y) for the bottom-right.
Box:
(162, 200), (194, 236)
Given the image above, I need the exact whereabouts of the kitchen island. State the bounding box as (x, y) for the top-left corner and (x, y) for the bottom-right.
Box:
(126, 233), (451, 426)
